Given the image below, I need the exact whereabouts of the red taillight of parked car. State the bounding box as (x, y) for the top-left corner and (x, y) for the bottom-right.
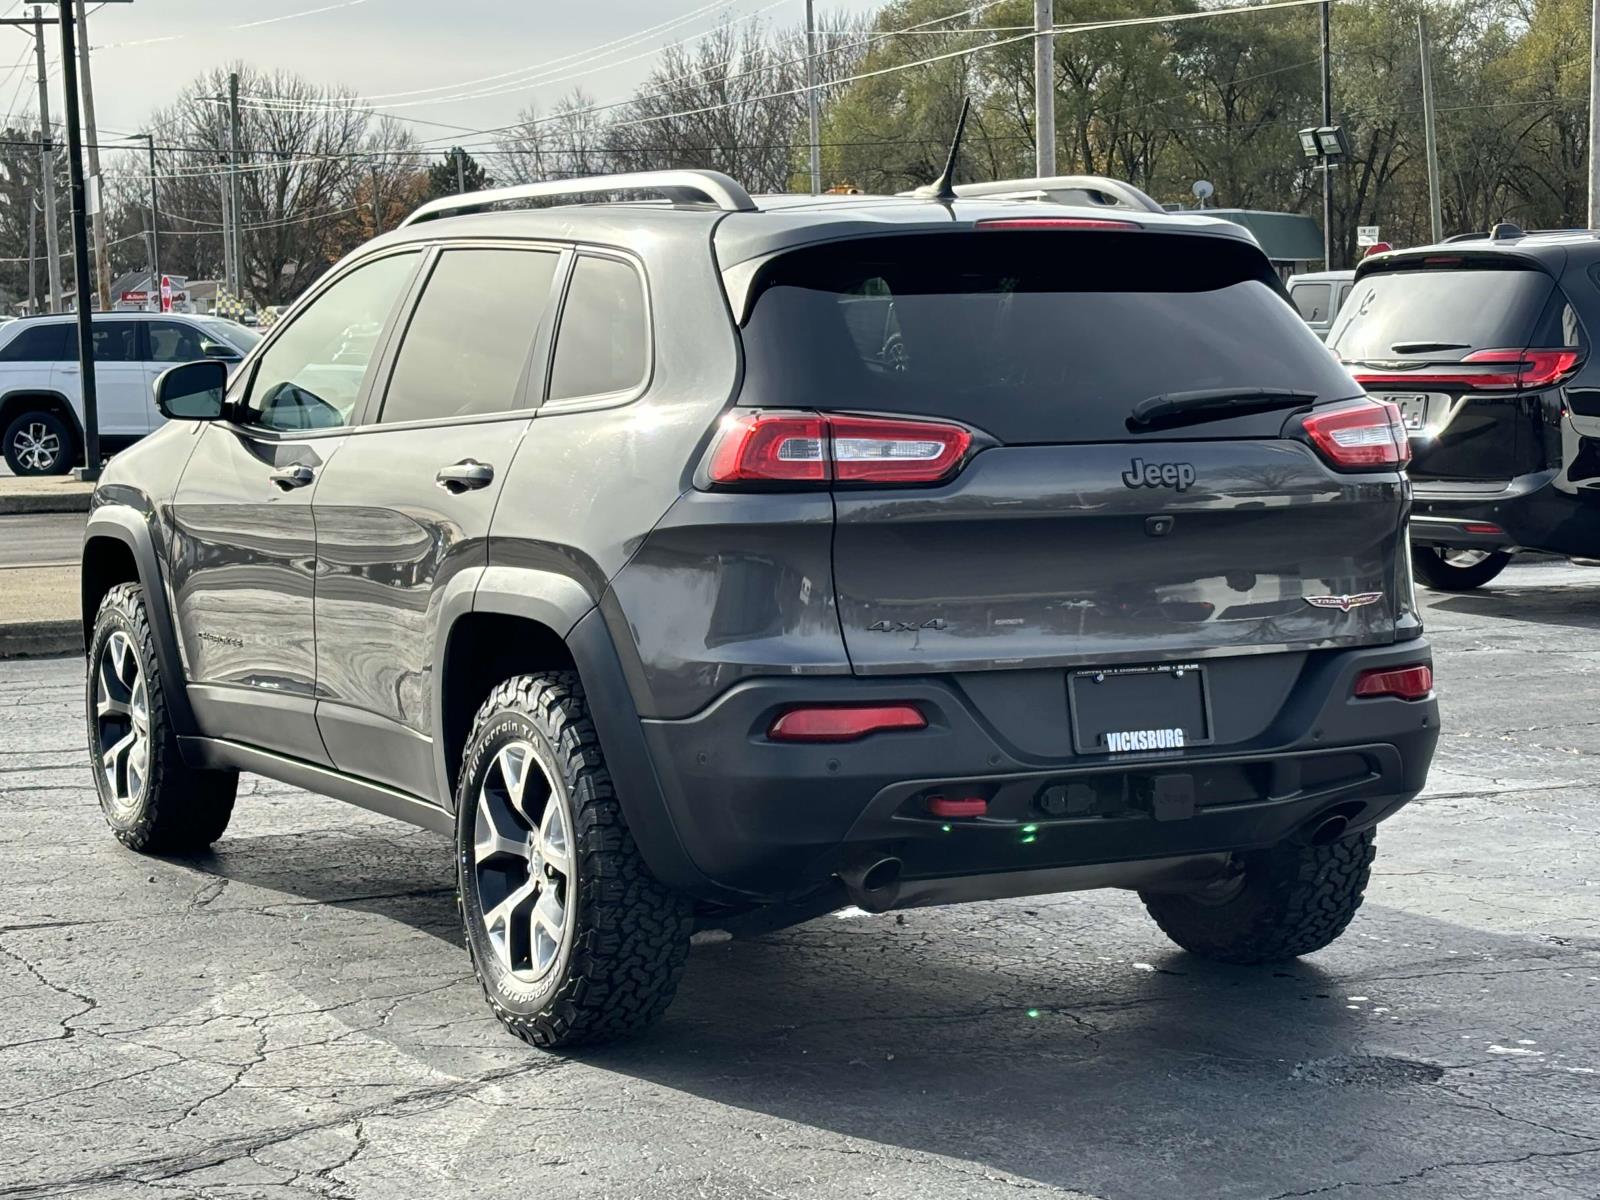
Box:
(767, 704), (927, 742)
(706, 411), (973, 486)
(1301, 399), (1411, 469)
(1353, 664), (1433, 700)
(1350, 348), (1582, 391)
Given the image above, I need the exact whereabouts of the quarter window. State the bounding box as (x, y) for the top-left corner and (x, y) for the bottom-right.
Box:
(0, 324), (69, 362)
(245, 252), (419, 432)
(380, 248), (559, 425)
(548, 255), (648, 402)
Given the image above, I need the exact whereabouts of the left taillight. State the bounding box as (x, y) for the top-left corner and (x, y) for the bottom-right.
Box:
(704, 411), (974, 487)
(1353, 663), (1433, 700)
(1300, 399), (1411, 470)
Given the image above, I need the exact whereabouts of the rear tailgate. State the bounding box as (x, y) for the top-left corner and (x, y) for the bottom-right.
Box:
(734, 227), (1405, 677)
(1329, 255), (1580, 481)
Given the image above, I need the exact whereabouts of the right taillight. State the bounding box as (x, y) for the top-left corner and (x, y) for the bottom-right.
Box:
(1354, 664), (1433, 700)
(1301, 399), (1411, 470)
(705, 410), (974, 487)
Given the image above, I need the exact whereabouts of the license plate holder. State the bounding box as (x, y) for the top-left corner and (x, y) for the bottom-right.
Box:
(1389, 393), (1430, 432)
(1069, 664), (1214, 755)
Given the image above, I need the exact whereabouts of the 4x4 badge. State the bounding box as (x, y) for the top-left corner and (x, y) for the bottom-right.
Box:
(1305, 592), (1383, 612)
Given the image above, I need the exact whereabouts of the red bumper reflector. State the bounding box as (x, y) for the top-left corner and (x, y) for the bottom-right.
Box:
(1353, 664), (1433, 701)
(1463, 522), (1505, 535)
(926, 795), (988, 819)
(768, 703), (926, 742)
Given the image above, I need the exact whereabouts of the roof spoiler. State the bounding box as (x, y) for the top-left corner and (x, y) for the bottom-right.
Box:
(898, 174), (1166, 216)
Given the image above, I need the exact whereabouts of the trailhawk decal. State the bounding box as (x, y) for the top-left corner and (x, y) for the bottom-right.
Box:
(1104, 728), (1186, 752)
(1304, 592), (1384, 612)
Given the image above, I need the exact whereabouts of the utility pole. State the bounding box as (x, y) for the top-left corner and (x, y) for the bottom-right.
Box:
(1589, 0), (1600, 227)
(27, 197), (38, 315)
(804, 0), (821, 194)
(217, 156), (233, 294)
(1320, 0), (1334, 266)
(32, 5), (61, 313)
(74, 0), (110, 311)
(1034, 0), (1055, 177)
(140, 133), (159, 299)
(56, 0), (101, 478)
(227, 71), (244, 300)
(1418, 13), (1443, 244)
(455, 146), (465, 194)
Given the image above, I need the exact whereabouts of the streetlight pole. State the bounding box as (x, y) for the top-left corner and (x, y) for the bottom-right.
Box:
(804, 0), (821, 194)
(1320, 0), (1334, 267)
(141, 133), (159, 302)
(73, 0), (110, 311)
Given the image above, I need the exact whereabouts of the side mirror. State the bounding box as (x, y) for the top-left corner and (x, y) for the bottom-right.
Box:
(199, 339), (240, 361)
(155, 359), (228, 420)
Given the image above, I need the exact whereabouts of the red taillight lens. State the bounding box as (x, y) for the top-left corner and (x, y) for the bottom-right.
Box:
(705, 411), (828, 483)
(1353, 664), (1433, 700)
(1302, 400), (1411, 469)
(767, 703), (927, 742)
(1351, 348), (1581, 391)
(974, 217), (1143, 232)
(706, 412), (973, 487)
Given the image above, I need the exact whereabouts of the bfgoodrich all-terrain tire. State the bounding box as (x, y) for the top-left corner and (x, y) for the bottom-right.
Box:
(1140, 829), (1376, 964)
(1411, 545), (1512, 591)
(455, 672), (693, 1049)
(86, 582), (237, 852)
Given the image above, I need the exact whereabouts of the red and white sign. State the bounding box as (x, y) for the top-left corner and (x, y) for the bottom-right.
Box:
(120, 290), (148, 304)
(160, 275), (173, 314)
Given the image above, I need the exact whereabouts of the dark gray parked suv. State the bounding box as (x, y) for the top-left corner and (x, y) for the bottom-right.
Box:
(80, 170), (1438, 1048)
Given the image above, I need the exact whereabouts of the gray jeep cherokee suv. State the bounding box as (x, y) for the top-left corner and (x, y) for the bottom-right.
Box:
(80, 171), (1438, 1047)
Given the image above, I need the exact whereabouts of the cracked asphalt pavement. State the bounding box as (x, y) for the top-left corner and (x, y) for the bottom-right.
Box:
(2, 561), (1598, 1199)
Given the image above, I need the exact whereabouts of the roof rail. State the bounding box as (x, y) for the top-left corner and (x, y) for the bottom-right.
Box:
(1442, 231), (1487, 243)
(400, 169), (757, 227)
(932, 175), (1167, 216)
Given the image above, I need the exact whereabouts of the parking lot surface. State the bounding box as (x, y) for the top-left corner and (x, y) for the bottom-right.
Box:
(1, 561), (1597, 1199)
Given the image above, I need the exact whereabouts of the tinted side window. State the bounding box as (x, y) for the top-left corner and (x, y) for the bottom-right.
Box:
(245, 253), (419, 432)
(548, 256), (648, 401)
(380, 248), (558, 425)
(92, 322), (139, 363)
(147, 320), (207, 364)
(0, 324), (69, 362)
(1291, 283), (1331, 322)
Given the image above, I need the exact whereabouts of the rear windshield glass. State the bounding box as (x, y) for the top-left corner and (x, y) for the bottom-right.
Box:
(738, 232), (1357, 443)
(1329, 265), (1556, 360)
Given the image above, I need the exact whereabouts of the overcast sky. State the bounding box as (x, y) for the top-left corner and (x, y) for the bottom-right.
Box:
(5, 0), (882, 158)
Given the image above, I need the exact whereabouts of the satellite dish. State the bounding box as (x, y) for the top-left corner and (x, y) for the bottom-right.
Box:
(1192, 179), (1215, 204)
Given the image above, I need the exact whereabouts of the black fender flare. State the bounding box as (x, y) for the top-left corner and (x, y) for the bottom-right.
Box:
(428, 565), (714, 898)
(82, 505), (196, 735)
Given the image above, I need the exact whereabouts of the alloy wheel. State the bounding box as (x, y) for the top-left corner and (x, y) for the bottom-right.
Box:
(472, 740), (574, 982)
(94, 631), (149, 816)
(13, 421), (61, 472)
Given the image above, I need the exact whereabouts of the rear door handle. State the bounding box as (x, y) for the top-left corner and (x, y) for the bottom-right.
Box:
(435, 459), (494, 493)
(269, 464), (315, 490)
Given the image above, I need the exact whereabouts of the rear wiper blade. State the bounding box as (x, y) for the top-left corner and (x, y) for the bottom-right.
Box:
(1128, 387), (1317, 431)
(1390, 341), (1470, 354)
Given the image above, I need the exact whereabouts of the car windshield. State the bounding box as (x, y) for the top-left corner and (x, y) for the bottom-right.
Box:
(1329, 265), (1556, 360)
(738, 231), (1358, 443)
(202, 318), (260, 352)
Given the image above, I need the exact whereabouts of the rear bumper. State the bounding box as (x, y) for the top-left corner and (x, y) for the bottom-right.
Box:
(1411, 469), (1600, 557)
(633, 641), (1438, 907)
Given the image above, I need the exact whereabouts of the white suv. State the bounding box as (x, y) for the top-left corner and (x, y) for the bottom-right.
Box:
(0, 313), (259, 475)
